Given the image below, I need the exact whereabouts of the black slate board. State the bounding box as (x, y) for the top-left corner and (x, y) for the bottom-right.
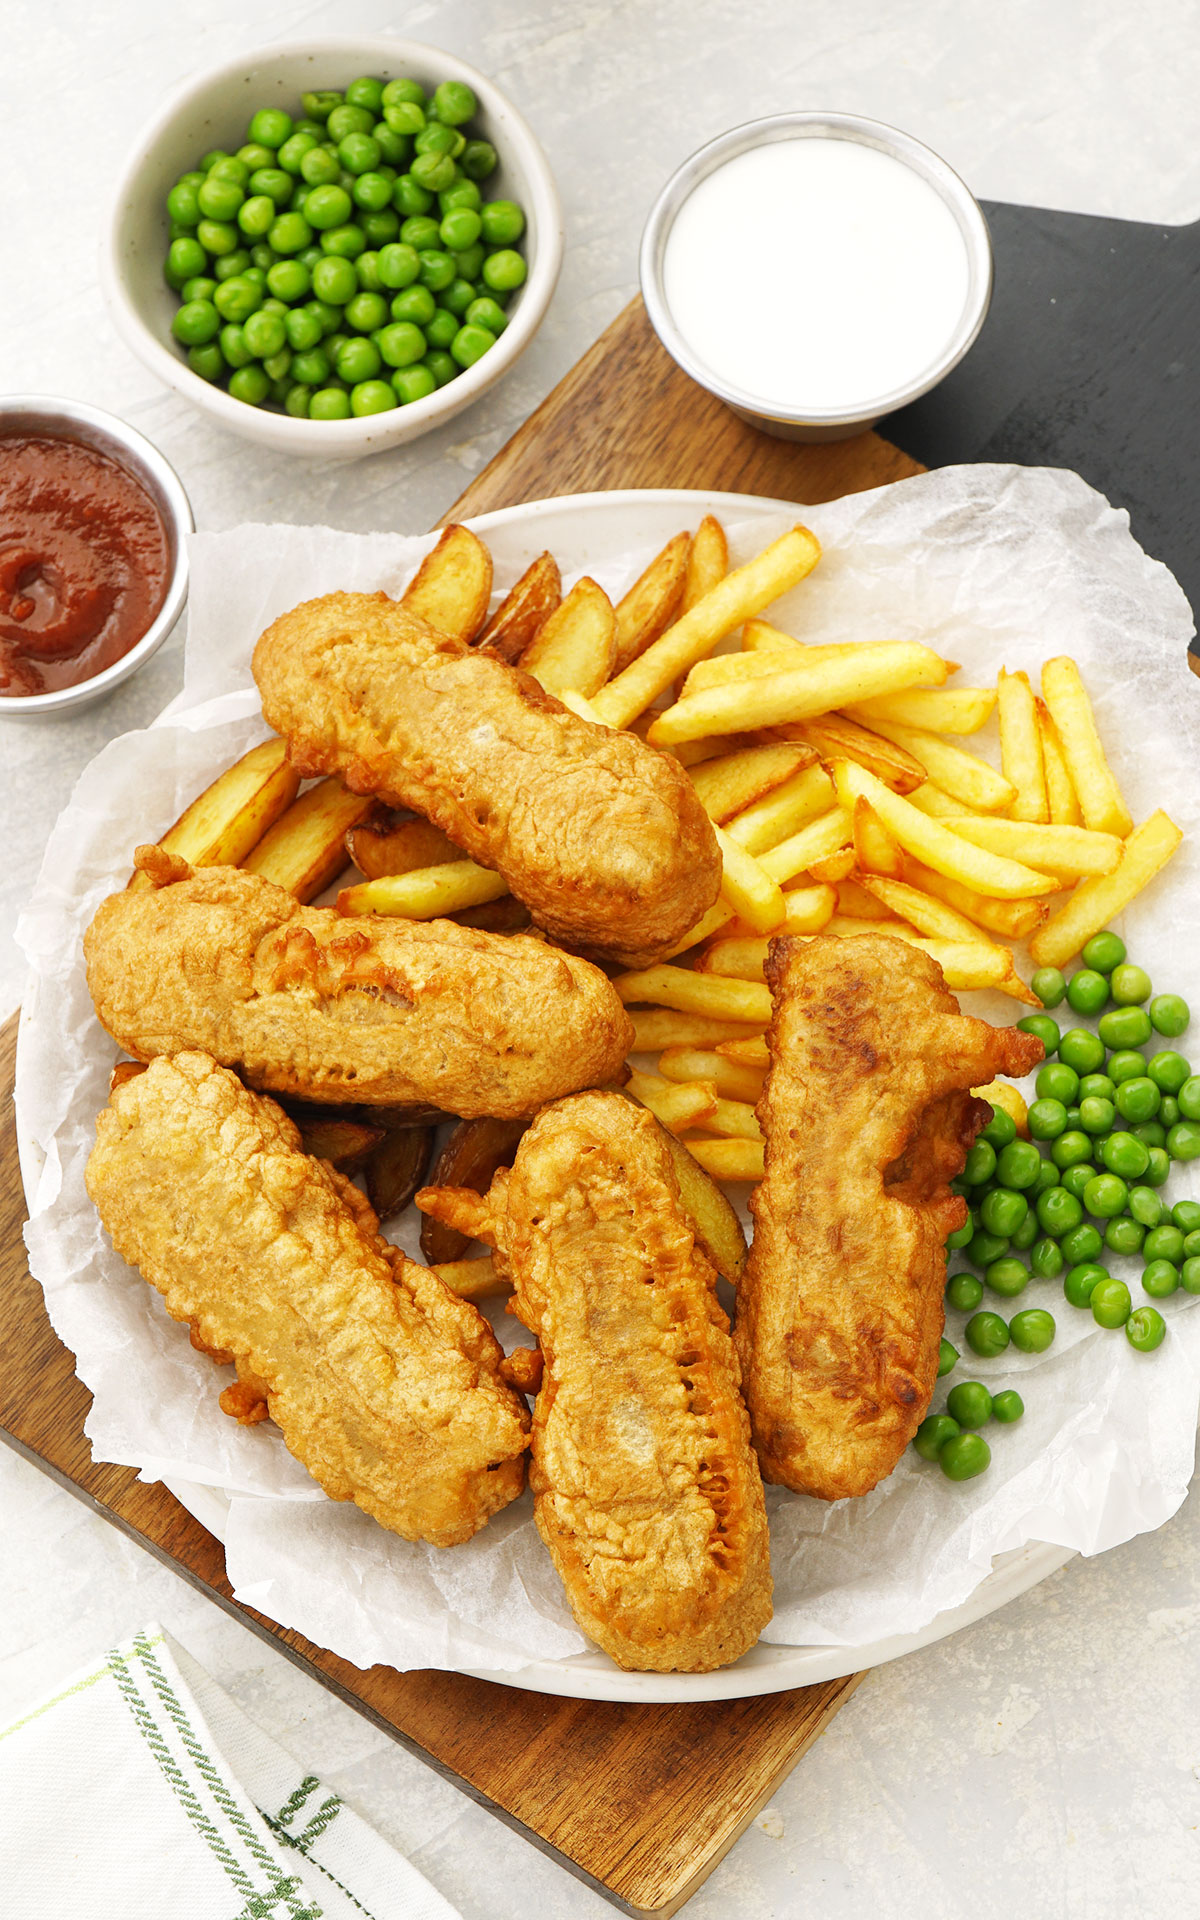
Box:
(886, 200), (1200, 665)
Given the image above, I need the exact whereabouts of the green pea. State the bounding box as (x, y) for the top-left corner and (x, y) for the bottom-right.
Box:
(994, 1141), (1042, 1190)
(1141, 1258), (1179, 1298)
(300, 90), (341, 122)
(1091, 1277), (1132, 1328)
(1063, 1262), (1108, 1308)
(1126, 1306), (1167, 1352)
(375, 320), (425, 368)
(1066, 967), (1109, 1015)
(425, 306), (460, 350)
(411, 151), (457, 192)
(426, 77), (475, 126)
(333, 337), (380, 384)
(1018, 1014), (1061, 1054)
(262, 347), (293, 383)
(1172, 1199), (1200, 1233)
(354, 250), (383, 292)
(441, 180), (482, 215)
(198, 174), (246, 222)
(1010, 1210), (1039, 1252)
(1143, 1223), (1184, 1265)
(247, 107), (292, 149)
(1079, 1074), (1116, 1103)
(1082, 1172), (1127, 1218)
(384, 100), (427, 138)
(965, 1310), (1011, 1356)
(482, 248), (527, 293)
(1060, 1164), (1098, 1201)
(1168, 1121), (1200, 1161)
(1082, 930), (1126, 973)
(1113, 1076), (1160, 1124)
(945, 1380), (990, 1428)
(1058, 1029), (1106, 1075)
(327, 103), (375, 142)
(1078, 1097), (1115, 1136)
(1051, 1129), (1093, 1170)
(343, 75), (385, 111)
(301, 183), (351, 232)
(390, 283), (437, 325)
(172, 298), (220, 345)
(986, 1257), (1030, 1298)
(1108, 1050), (1148, 1085)
(312, 255), (358, 304)
(980, 1108), (1018, 1150)
(992, 1389), (1025, 1424)
(1064, 1107), (1083, 1130)
(243, 308), (288, 358)
(1105, 1215), (1144, 1257)
(195, 217), (237, 256)
(1031, 1237), (1065, 1279)
(250, 245), (278, 271)
(352, 171), (394, 213)
(946, 1211), (975, 1251)
(938, 1337), (959, 1378)
(218, 321), (252, 367)
(345, 291), (388, 333)
(301, 146), (341, 187)
(376, 241), (420, 290)
(289, 347), (332, 386)
(1032, 968), (1067, 1009)
(1177, 1075), (1200, 1120)
(1061, 1221), (1103, 1266)
(967, 1229), (1008, 1267)
(946, 1271), (985, 1311)
(239, 193), (280, 240)
(186, 342), (223, 381)
(1010, 1307), (1056, 1353)
(913, 1413), (960, 1460)
(1035, 1160), (1061, 1194)
(1161, 1096), (1181, 1128)
(1099, 1005), (1153, 1050)
(1036, 1185), (1082, 1236)
(182, 275), (217, 304)
(1098, 1133), (1149, 1182)
(275, 132), (317, 176)
(1148, 993), (1189, 1038)
(940, 1432), (991, 1480)
(213, 247), (253, 281)
(1132, 1120), (1167, 1150)
(339, 132), (381, 176)
(479, 199), (525, 246)
(464, 294), (509, 336)
(348, 378), (396, 414)
(1144, 1147), (1172, 1188)
(981, 1188), (1028, 1237)
(167, 179), (203, 226)
(228, 363), (270, 404)
(1181, 1257), (1200, 1294)
(268, 212), (312, 255)
(393, 173), (434, 216)
(199, 148), (232, 172)
(1037, 1061), (1079, 1105)
(250, 167), (293, 207)
(362, 208), (401, 245)
(418, 248), (457, 292)
(1148, 1051), (1191, 1095)
(262, 259), (307, 303)
(321, 224), (367, 259)
(423, 349), (458, 387)
(213, 274), (263, 323)
(1110, 963), (1152, 1006)
(461, 139), (498, 181)
(451, 240), (485, 281)
(383, 76), (427, 108)
(403, 214), (442, 248)
(1128, 1187), (1165, 1229)
(304, 386), (347, 418)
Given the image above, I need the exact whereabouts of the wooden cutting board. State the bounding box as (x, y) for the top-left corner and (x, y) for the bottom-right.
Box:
(0, 297), (921, 1917)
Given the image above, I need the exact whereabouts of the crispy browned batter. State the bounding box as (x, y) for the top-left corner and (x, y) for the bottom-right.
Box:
(83, 861), (632, 1118)
(85, 1052), (530, 1545)
(251, 591), (721, 966)
(738, 935), (1044, 1501)
(418, 1092), (773, 1672)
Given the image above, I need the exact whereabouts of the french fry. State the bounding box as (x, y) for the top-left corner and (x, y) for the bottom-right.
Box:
(724, 764), (837, 855)
(1028, 810), (1183, 968)
(831, 762), (1056, 898)
(477, 551), (561, 661)
(853, 686), (997, 733)
(689, 742), (815, 823)
(129, 738), (300, 889)
(612, 532), (690, 673)
(337, 859), (508, 919)
(654, 1128), (748, 1281)
(798, 712), (927, 794)
(716, 1034), (770, 1066)
(661, 899), (736, 959)
(713, 823), (787, 932)
(942, 816), (1122, 878)
(856, 872), (1006, 947)
(630, 1009), (762, 1051)
(242, 778), (374, 900)
(696, 937), (773, 981)
(997, 668), (1048, 823)
(658, 1046), (765, 1104)
(670, 732), (757, 767)
(626, 1068), (719, 1134)
(806, 846), (857, 883)
(901, 857), (1050, 940)
(819, 920), (1038, 1002)
(973, 1081), (1031, 1139)
(742, 618), (802, 652)
(401, 524), (493, 642)
(431, 1255), (511, 1302)
(614, 965), (772, 1025)
(682, 1137), (765, 1182)
(851, 713), (1015, 812)
(1040, 656), (1133, 837)
(692, 1095), (763, 1141)
(777, 881), (838, 931)
(836, 877), (897, 920)
(683, 648), (844, 692)
(649, 642), (952, 746)
(520, 575), (616, 697)
(557, 688), (611, 727)
(852, 797), (905, 876)
(906, 782), (983, 820)
(1036, 697), (1083, 827)
(345, 814), (462, 879)
(756, 808), (854, 885)
(682, 515), (728, 611)
(592, 525), (823, 728)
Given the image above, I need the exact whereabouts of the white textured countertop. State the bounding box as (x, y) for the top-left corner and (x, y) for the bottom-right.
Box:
(5, 2), (1200, 1912)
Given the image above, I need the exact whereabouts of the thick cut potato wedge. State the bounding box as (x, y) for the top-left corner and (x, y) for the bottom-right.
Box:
(851, 713), (1015, 812)
(338, 859), (508, 919)
(520, 576), (617, 697)
(1029, 810), (1182, 969)
(129, 738), (300, 890)
(626, 1069), (718, 1134)
(806, 847), (857, 883)
(294, 1114), (385, 1172)
(345, 813), (463, 880)
(682, 515), (729, 611)
(612, 531), (690, 674)
(688, 742), (814, 824)
(615, 965), (771, 1025)
(419, 1117), (529, 1263)
(401, 524), (493, 643)
(997, 669), (1049, 823)
(242, 777), (374, 901)
(477, 551), (561, 661)
(1040, 656), (1133, 837)
(364, 1125), (435, 1222)
(853, 686), (997, 733)
(832, 762), (1056, 899)
(649, 642), (952, 746)
(798, 712), (926, 794)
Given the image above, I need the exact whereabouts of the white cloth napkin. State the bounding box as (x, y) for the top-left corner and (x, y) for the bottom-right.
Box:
(0, 1625), (463, 1919)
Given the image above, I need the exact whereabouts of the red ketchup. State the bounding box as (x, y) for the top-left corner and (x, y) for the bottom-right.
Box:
(0, 434), (170, 697)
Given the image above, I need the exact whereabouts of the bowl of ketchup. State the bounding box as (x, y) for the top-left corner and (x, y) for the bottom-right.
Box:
(0, 396), (191, 716)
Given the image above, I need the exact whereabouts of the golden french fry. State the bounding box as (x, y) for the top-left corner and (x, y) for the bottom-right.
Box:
(658, 1046), (765, 1105)
(832, 762), (1056, 898)
(669, 731), (757, 767)
(689, 742), (815, 823)
(1036, 697), (1082, 827)
(836, 877), (897, 920)
(696, 937), (772, 981)
(612, 532), (690, 674)
(401, 524), (493, 642)
(614, 964), (771, 1025)
(682, 1137), (765, 1182)
(756, 808), (854, 886)
(1028, 810), (1183, 968)
(661, 899), (736, 959)
(129, 738), (300, 890)
(630, 1009), (762, 1051)
(852, 797), (905, 876)
(592, 525), (823, 728)
(557, 688), (611, 727)
(856, 872), (1005, 947)
(477, 551), (561, 661)
(431, 1255), (511, 1302)
(682, 515), (728, 611)
(997, 669), (1048, 823)
(683, 649), (841, 692)
(716, 1034), (770, 1066)
(819, 921), (1038, 1002)
(973, 1081), (1030, 1139)
(1040, 656), (1133, 837)
(799, 712), (927, 794)
(337, 859), (508, 919)
(852, 713), (1015, 812)
(853, 687), (997, 733)
(242, 777), (374, 901)
(742, 618), (802, 652)
(942, 816), (1122, 878)
(724, 764), (837, 855)
(692, 1095), (762, 1141)
(626, 1068), (719, 1134)
(654, 1127), (748, 1280)
(806, 847), (857, 883)
(777, 881), (838, 931)
(713, 824), (787, 932)
(906, 782), (983, 820)
(519, 575), (616, 697)
(901, 856), (1049, 940)
(346, 814), (462, 880)
(650, 642), (952, 746)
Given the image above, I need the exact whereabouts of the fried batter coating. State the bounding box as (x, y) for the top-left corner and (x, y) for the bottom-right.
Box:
(252, 592), (721, 967)
(85, 1052), (530, 1546)
(84, 860), (632, 1118)
(419, 1092), (772, 1672)
(738, 935), (1044, 1501)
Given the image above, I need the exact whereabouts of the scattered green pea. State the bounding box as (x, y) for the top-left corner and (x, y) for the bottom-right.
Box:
(1149, 1051), (1191, 1094)
(1059, 1029), (1106, 1075)
(1181, 1257), (1200, 1294)
(986, 1257), (1030, 1298)
(1099, 1005), (1153, 1050)
(1108, 1050), (1148, 1085)
(1028, 1097), (1068, 1140)
(1110, 963), (1152, 1006)
(947, 1271), (985, 1312)
(1081, 931), (1126, 973)
(1126, 1306), (1167, 1351)
(1143, 1147), (1172, 1188)
(1066, 968), (1109, 1015)
(965, 1310), (1011, 1356)
(1030, 1237), (1065, 1280)
(1032, 968), (1067, 1008)
(1079, 1096), (1116, 1136)
(992, 1389), (1025, 1423)
(1091, 1277), (1132, 1328)
(1064, 1262), (1108, 1308)
(1104, 1216), (1145, 1257)
(1061, 1221), (1104, 1266)
(947, 1380), (993, 1427)
(1168, 1120), (1200, 1161)
(1083, 1172), (1128, 1218)
(1010, 1308), (1056, 1353)
(1098, 1132), (1150, 1181)
(981, 1188), (1028, 1238)
(1141, 1259), (1180, 1298)
(940, 1432), (991, 1480)
(1051, 1129), (1094, 1171)
(913, 1413), (961, 1460)
(980, 1108), (1019, 1150)
(1061, 1163), (1098, 1201)
(1150, 993), (1190, 1037)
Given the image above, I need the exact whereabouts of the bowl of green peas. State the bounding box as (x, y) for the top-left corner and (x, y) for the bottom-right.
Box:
(101, 39), (563, 458)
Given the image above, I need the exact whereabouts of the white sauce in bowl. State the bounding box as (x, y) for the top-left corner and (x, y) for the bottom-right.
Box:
(661, 137), (972, 414)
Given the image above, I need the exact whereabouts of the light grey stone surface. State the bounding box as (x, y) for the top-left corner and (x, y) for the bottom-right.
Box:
(5, 3), (1200, 1913)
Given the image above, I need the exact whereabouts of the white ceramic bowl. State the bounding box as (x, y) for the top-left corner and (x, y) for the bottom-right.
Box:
(101, 38), (564, 460)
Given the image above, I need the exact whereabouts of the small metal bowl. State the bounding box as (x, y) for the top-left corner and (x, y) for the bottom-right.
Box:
(640, 111), (993, 443)
(0, 396), (192, 718)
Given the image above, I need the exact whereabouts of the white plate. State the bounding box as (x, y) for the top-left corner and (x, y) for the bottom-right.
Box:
(19, 486), (1078, 1704)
